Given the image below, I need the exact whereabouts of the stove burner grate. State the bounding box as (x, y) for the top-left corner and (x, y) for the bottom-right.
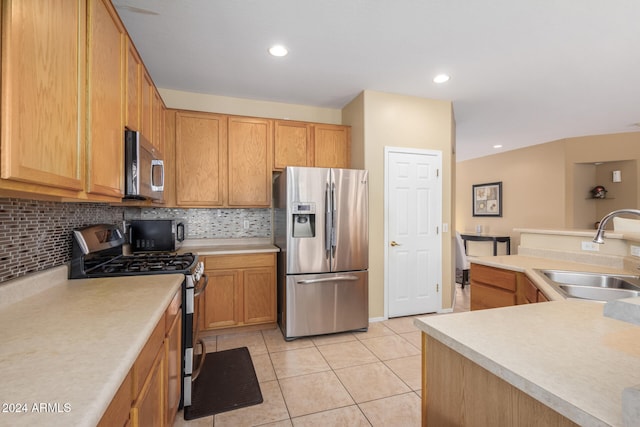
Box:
(84, 252), (196, 275)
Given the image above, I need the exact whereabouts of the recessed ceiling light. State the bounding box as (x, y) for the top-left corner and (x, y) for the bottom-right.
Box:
(268, 45), (288, 57)
(493, 144), (503, 149)
(433, 74), (450, 84)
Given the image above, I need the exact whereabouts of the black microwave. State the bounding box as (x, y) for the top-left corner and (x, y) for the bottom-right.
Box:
(129, 220), (185, 252)
(124, 130), (164, 201)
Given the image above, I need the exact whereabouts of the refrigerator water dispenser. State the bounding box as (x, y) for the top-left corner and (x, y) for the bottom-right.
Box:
(292, 202), (316, 238)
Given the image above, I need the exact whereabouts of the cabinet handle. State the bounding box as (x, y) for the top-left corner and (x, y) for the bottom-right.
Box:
(297, 275), (359, 284)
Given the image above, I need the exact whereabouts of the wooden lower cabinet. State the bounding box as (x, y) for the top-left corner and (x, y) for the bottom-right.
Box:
(422, 334), (578, 427)
(470, 263), (548, 310)
(131, 344), (165, 427)
(98, 290), (181, 427)
(470, 264), (517, 310)
(203, 253), (276, 330)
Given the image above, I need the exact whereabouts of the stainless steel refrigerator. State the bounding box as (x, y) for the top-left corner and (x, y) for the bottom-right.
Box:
(274, 166), (369, 340)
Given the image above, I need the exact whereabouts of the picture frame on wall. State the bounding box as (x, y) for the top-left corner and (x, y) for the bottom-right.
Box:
(472, 182), (502, 217)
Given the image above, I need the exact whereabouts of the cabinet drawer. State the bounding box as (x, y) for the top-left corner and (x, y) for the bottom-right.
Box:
(470, 282), (517, 310)
(471, 264), (517, 292)
(205, 253), (275, 270)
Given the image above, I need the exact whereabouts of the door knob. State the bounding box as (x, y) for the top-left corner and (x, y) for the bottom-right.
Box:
(390, 241), (400, 247)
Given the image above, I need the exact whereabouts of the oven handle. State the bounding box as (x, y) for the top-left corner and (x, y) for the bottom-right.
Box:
(192, 338), (207, 382)
(193, 273), (208, 298)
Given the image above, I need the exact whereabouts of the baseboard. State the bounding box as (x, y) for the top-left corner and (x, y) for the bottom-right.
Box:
(369, 316), (386, 323)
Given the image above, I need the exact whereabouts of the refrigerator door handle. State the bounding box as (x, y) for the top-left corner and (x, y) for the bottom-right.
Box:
(325, 183), (332, 259)
(331, 182), (337, 257)
(297, 275), (359, 284)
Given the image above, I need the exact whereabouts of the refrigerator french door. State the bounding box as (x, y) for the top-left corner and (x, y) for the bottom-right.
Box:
(274, 167), (369, 340)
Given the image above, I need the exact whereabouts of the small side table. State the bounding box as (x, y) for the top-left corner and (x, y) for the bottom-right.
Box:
(459, 234), (511, 256)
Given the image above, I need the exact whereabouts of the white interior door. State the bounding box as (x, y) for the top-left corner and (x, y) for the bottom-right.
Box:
(385, 147), (442, 317)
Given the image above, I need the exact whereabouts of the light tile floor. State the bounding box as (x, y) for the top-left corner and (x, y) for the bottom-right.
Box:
(174, 283), (470, 427)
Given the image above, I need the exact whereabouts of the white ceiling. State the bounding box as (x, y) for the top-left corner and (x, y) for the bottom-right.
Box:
(114, 0), (640, 161)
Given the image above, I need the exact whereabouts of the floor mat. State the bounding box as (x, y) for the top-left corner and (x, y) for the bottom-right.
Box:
(183, 347), (263, 420)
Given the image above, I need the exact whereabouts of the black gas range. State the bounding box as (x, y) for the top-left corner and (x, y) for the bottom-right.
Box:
(76, 251), (198, 277)
(69, 224), (208, 409)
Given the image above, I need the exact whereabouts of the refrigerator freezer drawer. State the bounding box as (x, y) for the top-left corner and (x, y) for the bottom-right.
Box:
(282, 271), (368, 339)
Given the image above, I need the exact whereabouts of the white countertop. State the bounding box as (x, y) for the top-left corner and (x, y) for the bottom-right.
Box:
(0, 267), (183, 427)
(414, 300), (640, 426)
(180, 238), (279, 255)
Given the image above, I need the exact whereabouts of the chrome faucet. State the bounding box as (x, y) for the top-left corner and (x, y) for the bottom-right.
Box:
(593, 209), (640, 244)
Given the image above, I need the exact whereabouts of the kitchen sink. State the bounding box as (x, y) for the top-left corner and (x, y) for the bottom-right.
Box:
(535, 269), (640, 301)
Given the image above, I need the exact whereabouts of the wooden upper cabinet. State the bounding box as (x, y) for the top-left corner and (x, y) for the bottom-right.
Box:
(1, 0), (86, 193)
(152, 89), (164, 154)
(273, 120), (312, 170)
(125, 38), (142, 132)
(139, 71), (164, 154)
(228, 116), (272, 207)
(175, 111), (227, 206)
(313, 124), (351, 169)
(140, 71), (153, 144)
(86, 0), (124, 198)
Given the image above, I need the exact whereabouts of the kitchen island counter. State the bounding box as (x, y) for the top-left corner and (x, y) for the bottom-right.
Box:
(415, 299), (640, 426)
(0, 266), (183, 427)
(467, 254), (638, 301)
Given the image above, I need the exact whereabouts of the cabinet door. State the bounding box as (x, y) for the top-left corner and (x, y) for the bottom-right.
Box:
(313, 124), (350, 169)
(522, 274), (539, 304)
(243, 267), (276, 324)
(86, 0), (124, 198)
(175, 111), (227, 206)
(228, 116), (272, 206)
(1, 0), (85, 192)
(203, 269), (241, 329)
(125, 39), (142, 131)
(152, 89), (164, 154)
(140, 71), (153, 144)
(273, 120), (311, 170)
(537, 291), (549, 302)
(131, 346), (164, 427)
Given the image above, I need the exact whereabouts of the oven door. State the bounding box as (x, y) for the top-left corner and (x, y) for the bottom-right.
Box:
(191, 274), (208, 381)
(182, 270), (208, 407)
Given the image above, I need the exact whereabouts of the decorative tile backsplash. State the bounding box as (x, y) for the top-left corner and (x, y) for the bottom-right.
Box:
(0, 198), (125, 283)
(0, 198), (273, 284)
(132, 207), (272, 239)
